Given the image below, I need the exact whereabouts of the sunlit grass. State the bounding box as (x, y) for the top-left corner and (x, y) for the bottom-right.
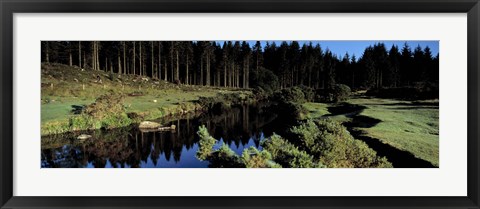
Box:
(302, 97), (439, 167)
(41, 63), (252, 135)
(349, 98), (439, 166)
(303, 102), (330, 119)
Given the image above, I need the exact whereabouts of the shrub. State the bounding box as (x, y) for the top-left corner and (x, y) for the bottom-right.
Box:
(315, 84), (351, 103)
(262, 134), (321, 168)
(197, 96), (225, 113)
(289, 119), (392, 168)
(208, 143), (244, 168)
(252, 87), (269, 100)
(196, 125), (217, 161)
(251, 67), (280, 93)
(297, 85), (315, 102)
(69, 92), (132, 131)
(273, 87), (306, 104)
(83, 92), (126, 119)
(333, 84), (351, 102)
(273, 101), (309, 121)
(101, 113), (132, 129)
(241, 147), (282, 168)
(366, 82), (439, 100)
(289, 120), (322, 153)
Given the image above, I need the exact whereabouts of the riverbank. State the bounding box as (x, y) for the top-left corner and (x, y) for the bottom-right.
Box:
(41, 63), (255, 135)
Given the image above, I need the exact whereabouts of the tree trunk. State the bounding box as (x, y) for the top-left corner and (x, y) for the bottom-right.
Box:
(246, 59), (249, 88)
(243, 60), (246, 88)
(123, 41), (126, 75)
(200, 57), (203, 85)
(164, 59), (168, 81)
(133, 41), (136, 75)
(68, 42), (73, 67)
(158, 42), (161, 80)
(92, 41), (95, 70)
(176, 49), (179, 81)
(164, 59), (167, 81)
(231, 62), (234, 87)
(224, 60), (227, 87)
(186, 54), (189, 85)
(83, 52), (86, 70)
(46, 42), (49, 63)
(118, 51), (121, 74)
(96, 42), (100, 71)
(78, 41), (82, 68)
(69, 49), (72, 66)
(206, 53), (210, 86)
(170, 45), (174, 81)
(139, 42), (142, 76)
(151, 41), (154, 78)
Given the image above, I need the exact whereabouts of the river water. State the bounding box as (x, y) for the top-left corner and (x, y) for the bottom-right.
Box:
(41, 103), (281, 168)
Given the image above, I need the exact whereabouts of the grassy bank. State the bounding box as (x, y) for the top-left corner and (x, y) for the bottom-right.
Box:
(303, 97), (439, 167)
(41, 63), (253, 135)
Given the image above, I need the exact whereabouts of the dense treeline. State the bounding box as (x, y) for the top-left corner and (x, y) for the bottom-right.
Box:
(41, 41), (438, 90)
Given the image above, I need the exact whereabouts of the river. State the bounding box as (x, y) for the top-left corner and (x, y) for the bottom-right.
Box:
(41, 103), (281, 168)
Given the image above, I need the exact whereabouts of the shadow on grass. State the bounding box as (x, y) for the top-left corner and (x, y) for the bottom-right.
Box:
(348, 129), (436, 168)
(360, 102), (439, 107)
(325, 102), (437, 168)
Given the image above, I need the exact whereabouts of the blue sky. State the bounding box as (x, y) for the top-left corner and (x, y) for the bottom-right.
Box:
(216, 41), (439, 60)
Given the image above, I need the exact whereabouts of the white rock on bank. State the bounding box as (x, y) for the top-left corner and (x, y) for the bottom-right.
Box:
(139, 121), (161, 129)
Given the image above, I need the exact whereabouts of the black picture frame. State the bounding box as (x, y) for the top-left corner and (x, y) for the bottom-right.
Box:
(1, 0), (479, 208)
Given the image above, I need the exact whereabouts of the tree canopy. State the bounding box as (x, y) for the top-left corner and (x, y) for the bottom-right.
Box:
(41, 41), (439, 90)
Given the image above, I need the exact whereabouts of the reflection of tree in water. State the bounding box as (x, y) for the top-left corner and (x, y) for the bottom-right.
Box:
(41, 103), (278, 168)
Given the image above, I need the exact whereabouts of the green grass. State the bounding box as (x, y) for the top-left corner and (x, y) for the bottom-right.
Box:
(41, 98), (93, 123)
(303, 102), (330, 119)
(41, 63), (253, 135)
(349, 98), (439, 166)
(303, 97), (439, 167)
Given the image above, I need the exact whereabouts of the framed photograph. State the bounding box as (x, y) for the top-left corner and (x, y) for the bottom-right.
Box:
(1, 0), (479, 208)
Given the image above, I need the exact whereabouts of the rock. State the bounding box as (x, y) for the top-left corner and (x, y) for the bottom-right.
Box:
(77, 134), (92, 140)
(156, 124), (176, 131)
(139, 121), (161, 129)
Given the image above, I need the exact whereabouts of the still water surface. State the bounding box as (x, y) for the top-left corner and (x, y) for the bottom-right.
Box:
(41, 104), (281, 168)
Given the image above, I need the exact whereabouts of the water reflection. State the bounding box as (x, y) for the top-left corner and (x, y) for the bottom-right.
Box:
(41, 104), (278, 168)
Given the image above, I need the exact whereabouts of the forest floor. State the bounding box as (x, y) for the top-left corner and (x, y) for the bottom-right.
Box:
(41, 63), (252, 135)
(304, 97), (439, 167)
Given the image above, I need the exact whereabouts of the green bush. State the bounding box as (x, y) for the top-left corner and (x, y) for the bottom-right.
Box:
(289, 119), (392, 168)
(274, 101), (309, 121)
(366, 82), (439, 100)
(262, 134), (322, 168)
(196, 125), (217, 161)
(241, 147), (281, 168)
(273, 87), (306, 104)
(297, 85), (316, 102)
(101, 113), (132, 129)
(69, 92), (132, 131)
(251, 67), (280, 93)
(315, 84), (351, 103)
(208, 143), (244, 168)
(333, 84), (351, 102)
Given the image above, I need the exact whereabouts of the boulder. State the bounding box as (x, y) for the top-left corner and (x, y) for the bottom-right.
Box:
(77, 134), (92, 140)
(158, 124), (176, 131)
(139, 121), (161, 129)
